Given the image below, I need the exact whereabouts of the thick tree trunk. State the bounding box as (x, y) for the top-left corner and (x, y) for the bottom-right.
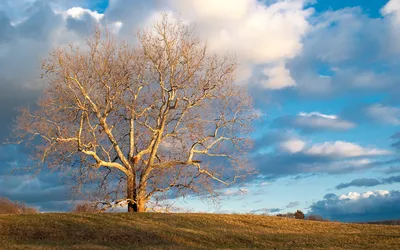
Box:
(127, 174), (146, 212)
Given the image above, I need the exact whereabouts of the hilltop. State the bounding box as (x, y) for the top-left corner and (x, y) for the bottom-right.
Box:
(1, 213), (400, 249)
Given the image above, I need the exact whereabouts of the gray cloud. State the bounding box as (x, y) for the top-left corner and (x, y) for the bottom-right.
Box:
(286, 201), (300, 209)
(335, 178), (381, 189)
(285, 6), (400, 100)
(250, 207), (282, 214)
(309, 190), (400, 222)
(272, 113), (355, 133)
(255, 151), (399, 179)
(384, 166), (400, 174)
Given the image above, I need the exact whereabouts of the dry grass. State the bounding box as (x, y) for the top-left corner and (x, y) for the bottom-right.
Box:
(0, 213), (400, 249)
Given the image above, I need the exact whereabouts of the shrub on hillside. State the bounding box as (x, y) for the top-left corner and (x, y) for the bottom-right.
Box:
(0, 197), (37, 214)
(294, 210), (305, 219)
(307, 214), (325, 221)
(277, 213), (295, 218)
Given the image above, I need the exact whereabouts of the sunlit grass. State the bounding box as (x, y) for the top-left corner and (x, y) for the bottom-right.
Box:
(0, 213), (399, 249)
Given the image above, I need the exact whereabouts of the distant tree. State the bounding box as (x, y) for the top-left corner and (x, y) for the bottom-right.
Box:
(294, 210), (305, 219)
(14, 15), (255, 212)
(307, 214), (324, 221)
(0, 197), (37, 214)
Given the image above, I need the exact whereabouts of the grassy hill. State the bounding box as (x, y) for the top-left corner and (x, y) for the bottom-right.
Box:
(1, 213), (400, 249)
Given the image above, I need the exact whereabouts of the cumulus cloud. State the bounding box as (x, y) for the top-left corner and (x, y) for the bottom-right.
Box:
(339, 190), (389, 200)
(261, 63), (296, 89)
(309, 190), (400, 222)
(273, 112), (355, 133)
(382, 0), (400, 24)
(65, 7), (103, 21)
(166, 0), (312, 86)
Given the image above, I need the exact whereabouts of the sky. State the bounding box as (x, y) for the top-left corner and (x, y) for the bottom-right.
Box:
(1, 0), (400, 222)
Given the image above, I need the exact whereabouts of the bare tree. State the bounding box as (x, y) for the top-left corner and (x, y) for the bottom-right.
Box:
(0, 197), (37, 214)
(14, 15), (255, 212)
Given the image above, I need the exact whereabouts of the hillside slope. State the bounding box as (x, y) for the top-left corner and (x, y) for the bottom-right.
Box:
(1, 213), (400, 249)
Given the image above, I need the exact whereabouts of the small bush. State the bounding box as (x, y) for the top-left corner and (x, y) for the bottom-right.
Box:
(294, 210), (305, 219)
(277, 213), (295, 219)
(307, 214), (325, 221)
(0, 197), (37, 214)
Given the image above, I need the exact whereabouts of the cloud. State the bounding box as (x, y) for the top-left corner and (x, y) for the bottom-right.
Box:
(365, 104), (400, 125)
(253, 130), (299, 152)
(0, 172), (71, 211)
(253, 130), (394, 179)
(64, 7), (103, 35)
(384, 166), (400, 174)
(273, 112), (355, 133)
(273, 136), (391, 158)
(286, 201), (300, 208)
(309, 190), (400, 222)
(250, 207), (282, 214)
(261, 63), (296, 89)
(336, 176), (400, 189)
(65, 7), (103, 21)
(219, 188), (249, 197)
(305, 141), (392, 158)
(279, 139), (306, 154)
(167, 0), (312, 86)
(256, 152), (378, 179)
(284, 1), (400, 98)
(335, 178), (381, 190)
(382, 0), (400, 24)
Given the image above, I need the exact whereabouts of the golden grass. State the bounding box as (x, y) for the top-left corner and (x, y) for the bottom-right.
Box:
(0, 213), (399, 249)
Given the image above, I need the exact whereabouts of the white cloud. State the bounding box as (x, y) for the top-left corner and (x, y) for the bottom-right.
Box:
(305, 141), (392, 158)
(261, 63), (296, 89)
(279, 139), (306, 154)
(339, 190), (389, 201)
(366, 104), (400, 125)
(298, 112), (337, 120)
(167, 0), (312, 87)
(65, 7), (104, 21)
(382, 0), (400, 24)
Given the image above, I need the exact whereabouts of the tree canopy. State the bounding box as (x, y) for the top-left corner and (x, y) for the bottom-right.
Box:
(15, 15), (255, 212)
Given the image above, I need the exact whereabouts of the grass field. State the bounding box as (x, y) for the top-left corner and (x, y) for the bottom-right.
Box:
(1, 213), (400, 249)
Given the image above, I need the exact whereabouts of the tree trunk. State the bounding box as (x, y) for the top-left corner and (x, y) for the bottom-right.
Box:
(127, 174), (136, 212)
(127, 174), (146, 212)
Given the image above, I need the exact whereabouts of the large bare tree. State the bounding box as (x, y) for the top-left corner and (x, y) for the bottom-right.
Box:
(15, 15), (255, 212)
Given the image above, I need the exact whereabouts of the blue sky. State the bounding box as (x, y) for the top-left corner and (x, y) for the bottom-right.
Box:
(1, 0), (400, 222)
